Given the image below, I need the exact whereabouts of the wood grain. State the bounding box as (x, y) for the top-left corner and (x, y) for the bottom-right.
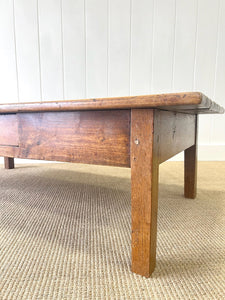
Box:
(154, 110), (196, 163)
(0, 101), (219, 277)
(0, 114), (19, 146)
(0, 92), (223, 114)
(12, 110), (130, 167)
(184, 115), (198, 198)
(4, 157), (14, 169)
(131, 109), (159, 277)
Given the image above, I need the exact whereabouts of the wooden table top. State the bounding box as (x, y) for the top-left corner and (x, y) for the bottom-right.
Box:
(0, 92), (224, 114)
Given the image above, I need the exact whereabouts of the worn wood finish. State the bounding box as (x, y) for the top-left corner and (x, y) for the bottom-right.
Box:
(131, 109), (159, 277)
(184, 115), (198, 199)
(4, 157), (15, 169)
(159, 94), (224, 114)
(7, 110), (130, 167)
(154, 110), (196, 164)
(0, 92), (224, 278)
(0, 92), (224, 114)
(0, 114), (19, 146)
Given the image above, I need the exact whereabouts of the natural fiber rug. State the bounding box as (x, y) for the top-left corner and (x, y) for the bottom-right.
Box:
(0, 162), (224, 299)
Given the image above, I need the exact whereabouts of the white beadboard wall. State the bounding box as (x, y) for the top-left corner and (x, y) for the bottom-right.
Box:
(0, 0), (225, 162)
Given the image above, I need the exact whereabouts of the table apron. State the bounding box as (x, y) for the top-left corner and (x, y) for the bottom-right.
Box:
(0, 110), (130, 167)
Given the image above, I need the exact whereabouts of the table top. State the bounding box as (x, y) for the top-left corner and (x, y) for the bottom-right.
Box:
(0, 92), (224, 114)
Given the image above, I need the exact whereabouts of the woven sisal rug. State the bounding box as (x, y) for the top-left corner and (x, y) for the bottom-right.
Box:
(0, 162), (224, 299)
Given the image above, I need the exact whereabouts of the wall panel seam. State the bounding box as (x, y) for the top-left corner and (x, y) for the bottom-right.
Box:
(150, 0), (155, 93)
(60, 0), (65, 100)
(171, 0), (177, 90)
(107, 0), (110, 96)
(12, 0), (19, 102)
(84, 0), (87, 98)
(36, 0), (42, 101)
(210, 0), (221, 144)
(193, 0), (199, 90)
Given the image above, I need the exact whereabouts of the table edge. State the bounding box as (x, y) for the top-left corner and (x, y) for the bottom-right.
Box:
(0, 92), (224, 114)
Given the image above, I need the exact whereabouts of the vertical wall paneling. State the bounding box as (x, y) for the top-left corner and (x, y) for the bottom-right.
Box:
(172, 0), (197, 91)
(212, 0), (225, 144)
(0, 1), (224, 158)
(62, 0), (86, 99)
(108, 0), (131, 96)
(85, 0), (108, 98)
(0, 0), (18, 103)
(194, 0), (220, 144)
(38, 0), (64, 100)
(151, 0), (176, 93)
(130, 0), (154, 95)
(14, 0), (41, 102)
(194, 0), (219, 97)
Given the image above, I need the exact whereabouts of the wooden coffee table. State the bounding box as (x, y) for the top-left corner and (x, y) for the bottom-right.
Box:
(0, 92), (224, 277)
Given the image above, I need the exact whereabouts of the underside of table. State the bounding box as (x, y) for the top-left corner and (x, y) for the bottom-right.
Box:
(0, 92), (224, 277)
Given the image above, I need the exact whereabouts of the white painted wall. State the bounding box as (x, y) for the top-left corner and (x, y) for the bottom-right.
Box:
(0, 0), (224, 162)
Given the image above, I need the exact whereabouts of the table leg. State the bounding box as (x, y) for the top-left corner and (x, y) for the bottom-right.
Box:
(131, 109), (159, 277)
(184, 115), (198, 199)
(4, 157), (15, 169)
(184, 144), (197, 198)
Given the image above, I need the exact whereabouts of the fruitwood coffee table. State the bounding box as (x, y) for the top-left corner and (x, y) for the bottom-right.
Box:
(0, 92), (224, 277)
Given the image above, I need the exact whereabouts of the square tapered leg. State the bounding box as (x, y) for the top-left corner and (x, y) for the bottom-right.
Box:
(130, 109), (198, 277)
(131, 109), (159, 277)
(184, 115), (198, 199)
(4, 157), (15, 169)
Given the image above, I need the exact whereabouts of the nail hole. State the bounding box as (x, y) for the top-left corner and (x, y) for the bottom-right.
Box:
(134, 139), (140, 145)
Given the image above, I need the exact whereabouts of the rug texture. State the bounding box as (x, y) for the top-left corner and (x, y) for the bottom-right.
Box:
(0, 162), (224, 300)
